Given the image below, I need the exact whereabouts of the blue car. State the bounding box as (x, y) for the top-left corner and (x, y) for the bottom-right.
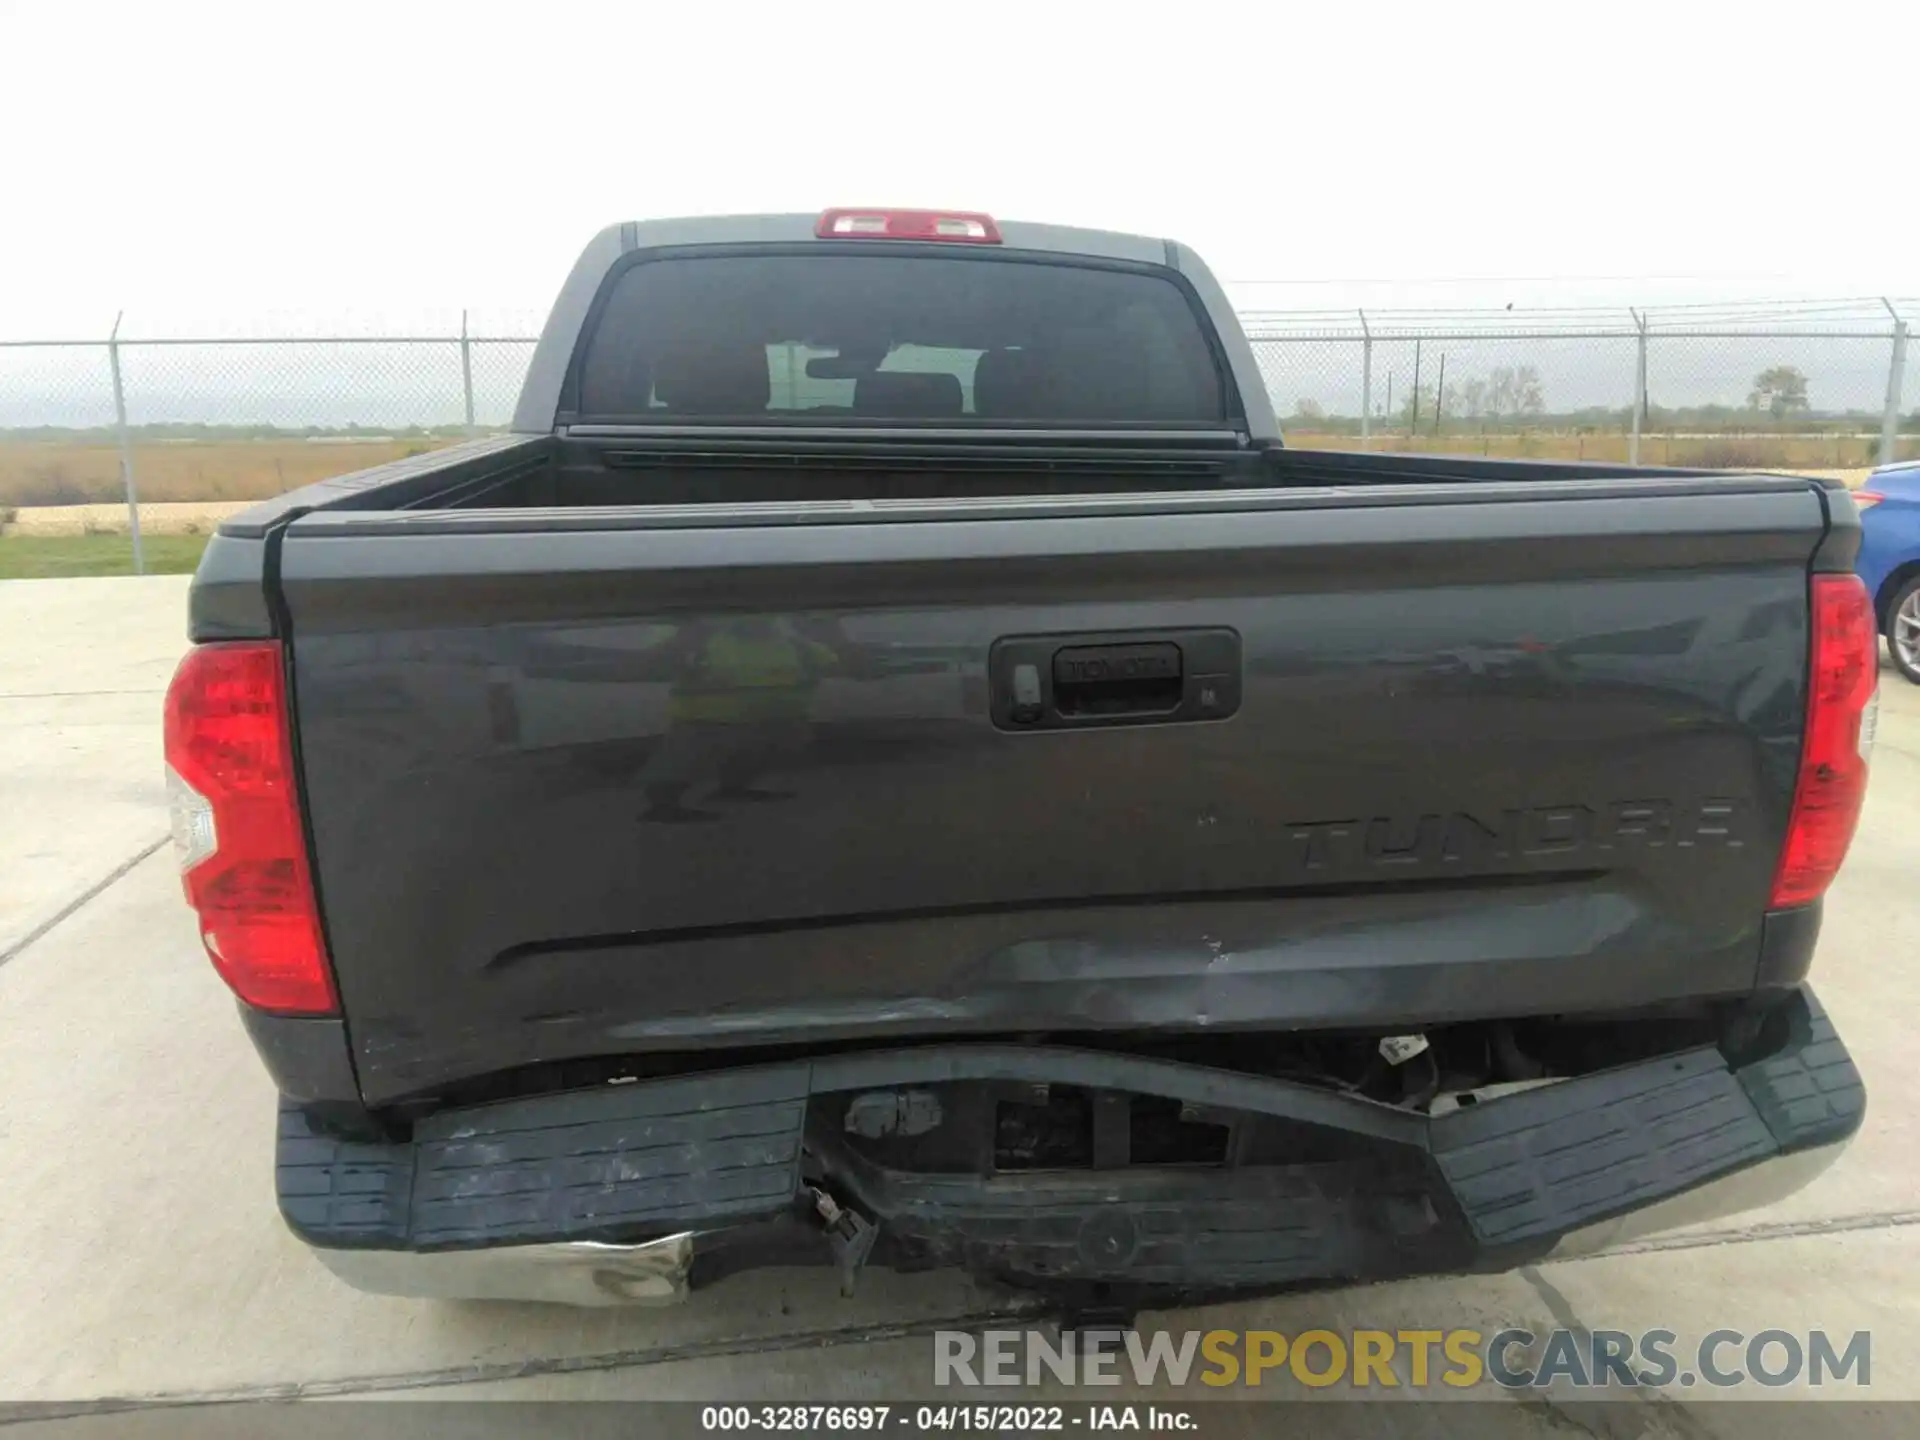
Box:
(1856, 458), (1920, 685)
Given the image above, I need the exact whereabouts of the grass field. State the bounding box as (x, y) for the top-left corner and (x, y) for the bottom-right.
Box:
(0, 437), (461, 508)
(1286, 431), (1913, 469)
(0, 533), (209, 580)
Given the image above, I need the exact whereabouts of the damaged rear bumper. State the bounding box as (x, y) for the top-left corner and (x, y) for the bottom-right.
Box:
(281, 985), (1862, 1307)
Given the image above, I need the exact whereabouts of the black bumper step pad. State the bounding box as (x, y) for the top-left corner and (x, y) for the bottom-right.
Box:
(280, 1064), (811, 1250)
(1737, 988), (1865, 1151)
(278, 985), (1861, 1279)
(1432, 1049), (1774, 1246)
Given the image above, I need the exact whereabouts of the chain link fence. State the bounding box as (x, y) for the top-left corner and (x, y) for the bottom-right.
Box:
(2, 301), (1914, 572)
(1244, 299), (1915, 472)
(0, 327), (538, 570)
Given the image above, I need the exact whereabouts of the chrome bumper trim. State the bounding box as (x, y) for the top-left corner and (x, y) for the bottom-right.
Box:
(308, 1231), (695, 1307)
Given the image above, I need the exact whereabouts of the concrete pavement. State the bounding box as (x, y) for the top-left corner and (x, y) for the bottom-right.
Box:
(2, 574), (1916, 1426)
(0, 576), (188, 962)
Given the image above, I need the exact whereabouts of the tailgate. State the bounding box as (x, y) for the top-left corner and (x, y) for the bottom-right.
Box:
(278, 482), (1827, 1104)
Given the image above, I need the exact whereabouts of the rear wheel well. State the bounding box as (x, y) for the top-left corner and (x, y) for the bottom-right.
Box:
(1877, 562), (1920, 631)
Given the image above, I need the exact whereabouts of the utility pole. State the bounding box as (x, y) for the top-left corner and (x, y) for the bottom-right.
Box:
(1883, 299), (1909, 468)
(1358, 309), (1372, 446)
(108, 310), (145, 575)
(1411, 340), (1422, 435)
(459, 310), (477, 437)
(1434, 353), (1446, 436)
(1629, 308), (1648, 466)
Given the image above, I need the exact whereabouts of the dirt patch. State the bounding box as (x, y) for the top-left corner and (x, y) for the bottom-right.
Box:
(0, 437), (457, 508)
(2, 502), (253, 538)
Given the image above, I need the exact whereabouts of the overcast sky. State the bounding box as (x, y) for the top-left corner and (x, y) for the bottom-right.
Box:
(2, 0), (1913, 338)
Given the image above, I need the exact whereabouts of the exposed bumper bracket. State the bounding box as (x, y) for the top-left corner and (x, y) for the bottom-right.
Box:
(282, 985), (1862, 1306)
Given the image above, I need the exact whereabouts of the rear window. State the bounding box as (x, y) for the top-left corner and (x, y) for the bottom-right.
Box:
(573, 254), (1226, 425)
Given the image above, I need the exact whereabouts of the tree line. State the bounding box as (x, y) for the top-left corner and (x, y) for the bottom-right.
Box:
(1283, 364), (1911, 432)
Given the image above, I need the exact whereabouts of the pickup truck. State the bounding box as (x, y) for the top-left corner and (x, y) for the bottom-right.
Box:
(167, 209), (1874, 1316)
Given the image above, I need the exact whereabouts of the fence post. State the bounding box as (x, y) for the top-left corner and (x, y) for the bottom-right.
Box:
(1410, 339), (1421, 436)
(460, 310), (477, 438)
(107, 311), (144, 575)
(1882, 300), (1908, 468)
(1629, 309), (1648, 466)
(1358, 310), (1372, 447)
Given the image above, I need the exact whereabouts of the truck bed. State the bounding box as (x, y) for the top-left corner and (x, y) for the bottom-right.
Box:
(211, 447), (1837, 1106)
(209, 429), (1724, 533)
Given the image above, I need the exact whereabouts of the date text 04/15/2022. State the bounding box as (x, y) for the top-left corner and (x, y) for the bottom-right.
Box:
(699, 1405), (1196, 1432)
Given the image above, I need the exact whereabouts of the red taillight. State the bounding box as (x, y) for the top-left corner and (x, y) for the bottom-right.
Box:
(815, 208), (1002, 244)
(1852, 491), (1883, 511)
(1770, 574), (1879, 909)
(163, 641), (336, 1014)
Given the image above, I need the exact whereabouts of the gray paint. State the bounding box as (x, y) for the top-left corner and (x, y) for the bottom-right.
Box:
(186, 533), (276, 640)
(277, 482), (1823, 1103)
(208, 434), (554, 549)
(511, 225), (625, 435)
(510, 214), (1275, 438)
(238, 1008), (362, 1107)
(174, 214), (1847, 1120)
(1167, 239), (1277, 438)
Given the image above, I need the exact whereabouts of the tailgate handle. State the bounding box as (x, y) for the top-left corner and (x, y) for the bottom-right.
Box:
(1051, 643), (1183, 717)
(990, 628), (1240, 731)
